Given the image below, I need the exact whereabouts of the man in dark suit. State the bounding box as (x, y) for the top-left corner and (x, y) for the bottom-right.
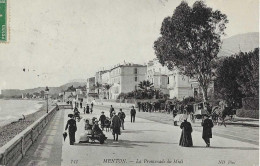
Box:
(65, 114), (77, 145)
(202, 114), (214, 147)
(130, 106), (136, 123)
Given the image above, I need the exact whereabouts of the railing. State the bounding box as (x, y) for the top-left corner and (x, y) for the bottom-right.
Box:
(0, 106), (58, 166)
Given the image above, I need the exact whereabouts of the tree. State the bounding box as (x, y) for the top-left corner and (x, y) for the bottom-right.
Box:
(214, 55), (244, 107)
(138, 80), (154, 99)
(66, 85), (76, 92)
(214, 49), (259, 108)
(154, 1), (228, 103)
(236, 48), (259, 98)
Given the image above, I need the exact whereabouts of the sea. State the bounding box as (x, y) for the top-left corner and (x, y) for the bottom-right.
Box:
(0, 99), (44, 127)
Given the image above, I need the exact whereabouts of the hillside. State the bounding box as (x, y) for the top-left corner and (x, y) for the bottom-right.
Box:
(1, 81), (87, 97)
(218, 32), (259, 57)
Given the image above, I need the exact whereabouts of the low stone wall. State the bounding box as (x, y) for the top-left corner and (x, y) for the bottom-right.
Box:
(0, 106), (58, 166)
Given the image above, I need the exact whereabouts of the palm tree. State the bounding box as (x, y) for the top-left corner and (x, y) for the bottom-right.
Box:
(138, 80), (154, 99)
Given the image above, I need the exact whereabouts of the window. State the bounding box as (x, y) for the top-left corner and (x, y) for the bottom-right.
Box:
(134, 68), (138, 74)
(135, 76), (138, 82)
(167, 77), (169, 84)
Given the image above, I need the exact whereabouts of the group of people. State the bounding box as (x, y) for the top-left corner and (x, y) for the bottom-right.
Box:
(65, 104), (137, 144)
(179, 114), (214, 147)
(83, 103), (94, 114)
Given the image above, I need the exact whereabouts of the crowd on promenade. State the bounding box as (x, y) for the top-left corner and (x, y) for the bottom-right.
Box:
(64, 101), (215, 148)
(64, 103), (136, 145)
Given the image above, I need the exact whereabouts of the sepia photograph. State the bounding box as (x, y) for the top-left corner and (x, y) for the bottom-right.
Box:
(0, 0), (259, 165)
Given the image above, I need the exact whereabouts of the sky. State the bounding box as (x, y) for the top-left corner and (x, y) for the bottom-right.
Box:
(0, 0), (259, 90)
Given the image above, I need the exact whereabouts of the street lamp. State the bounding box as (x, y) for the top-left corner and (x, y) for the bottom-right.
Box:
(45, 86), (49, 113)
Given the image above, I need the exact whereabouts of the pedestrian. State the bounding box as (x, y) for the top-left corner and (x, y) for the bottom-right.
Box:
(91, 102), (94, 109)
(104, 117), (111, 132)
(202, 114), (214, 147)
(80, 102), (82, 109)
(220, 109), (227, 127)
(83, 107), (86, 114)
(109, 105), (114, 118)
(99, 111), (106, 131)
(111, 111), (121, 141)
(118, 109), (126, 130)
(130, 106), (136, 123)
(179, 119), (193, 147)
(137, 102), (141, 112)
(86, 104), (90, 114)
(90, 107), (93, 114)
(65, 114), (77, 145)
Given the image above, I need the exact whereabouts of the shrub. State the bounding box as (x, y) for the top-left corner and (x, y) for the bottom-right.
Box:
(236, 109), (259, 119)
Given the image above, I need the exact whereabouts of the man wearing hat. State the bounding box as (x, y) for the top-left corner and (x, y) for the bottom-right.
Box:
(65, 114), (77, 145)
(99, 111), (106, 131)
(118, 109), (126, 130)
(202, 114), (214, 147)
(130, 106), (136, 123)
(111, 111), (121, 141)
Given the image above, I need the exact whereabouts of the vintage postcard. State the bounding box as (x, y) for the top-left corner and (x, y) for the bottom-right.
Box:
(0, 0), (259, 166)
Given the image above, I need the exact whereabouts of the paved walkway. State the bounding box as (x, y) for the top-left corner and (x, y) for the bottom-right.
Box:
(18, 105), (259, 166)
(19, 109), (64, 166)
(61, 106), (258, 166)
(95, 104), (259, 145)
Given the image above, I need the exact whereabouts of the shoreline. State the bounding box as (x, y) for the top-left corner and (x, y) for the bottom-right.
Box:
(0, 103), (47, 147)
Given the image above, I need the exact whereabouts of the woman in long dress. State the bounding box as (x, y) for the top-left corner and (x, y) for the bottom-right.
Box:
(179, 119), (193, 147)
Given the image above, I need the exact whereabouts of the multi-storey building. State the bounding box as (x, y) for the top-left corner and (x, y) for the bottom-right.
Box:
(167, 69), (194, 100)
(146, 58), (169, 95)
(95, 70), (110, 94)
(110, 63), (147, 99)
(167, 68), (214, 100)
(100, 71), (111, 99)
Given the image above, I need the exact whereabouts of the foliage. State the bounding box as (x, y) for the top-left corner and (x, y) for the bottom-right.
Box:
(236, 48), (259, 97)
(214, 56), (244, 107)
(154, 1), (228, 102)
(236, 109), (259, 119)
(214, 48), (259, 108)
(66, 85), (76, 92)
(117, 80), (169, 100)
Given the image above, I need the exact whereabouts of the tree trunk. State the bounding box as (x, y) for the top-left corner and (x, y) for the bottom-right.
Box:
(202, 86), (208, 103)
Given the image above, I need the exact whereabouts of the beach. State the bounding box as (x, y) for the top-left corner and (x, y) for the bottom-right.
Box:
(0, 103), (47, 147)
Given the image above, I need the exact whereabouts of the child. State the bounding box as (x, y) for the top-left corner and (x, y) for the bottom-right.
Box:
(104, 117), (111, 132)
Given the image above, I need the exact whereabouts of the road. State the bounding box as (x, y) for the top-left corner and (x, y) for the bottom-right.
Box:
(61, 106), (258, 166)
(19, 105), (259, 166)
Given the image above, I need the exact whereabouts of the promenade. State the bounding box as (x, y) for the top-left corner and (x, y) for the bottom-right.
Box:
(19, 105), (259, 166)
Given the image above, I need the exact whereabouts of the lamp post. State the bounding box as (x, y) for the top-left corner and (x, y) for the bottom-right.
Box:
(45, 86), (49, 113)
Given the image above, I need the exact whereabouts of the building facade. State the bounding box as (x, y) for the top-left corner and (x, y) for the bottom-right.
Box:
(167, 69), (194, 100)
(86, 77), (96, 96)
(110, 64), (147, 99)
(146, 58), (169, 95)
